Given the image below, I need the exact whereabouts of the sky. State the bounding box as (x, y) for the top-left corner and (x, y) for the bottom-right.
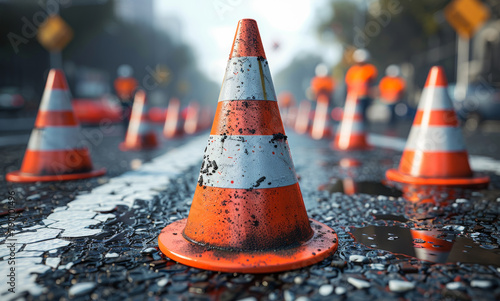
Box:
(154, 0), (342, 83)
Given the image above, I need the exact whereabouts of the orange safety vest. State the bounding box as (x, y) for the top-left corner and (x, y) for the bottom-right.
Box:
(311, 76), (335, 97)
(379, 76), (405, 104)
(114, 77), (138, 101)
(345, 64), (377, 97)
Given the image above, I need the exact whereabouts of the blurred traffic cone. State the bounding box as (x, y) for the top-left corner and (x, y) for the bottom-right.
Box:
(295, 100), (311, 134)
(286, 105), (298, 128)
(339, 157), (361, 168)
(119, 90), (158, 151)
(310, 94), (333, 140)
(163, 98), (183, 138)
(183, 101), (200, 135)
(342, 177), (357, 195)
(198, 107), (212, 131)
(333, 92), (370, 150)
(6, 69), (105, 182)
(158, 19), (338, 273)
(386, 66), (489, 188)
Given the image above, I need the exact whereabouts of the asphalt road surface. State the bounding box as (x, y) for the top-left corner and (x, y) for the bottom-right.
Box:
(0, 121), (499, 301)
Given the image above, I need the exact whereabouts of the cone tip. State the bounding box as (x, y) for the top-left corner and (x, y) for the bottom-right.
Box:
(425, 66), (448, 87)
(230, 18), (266, 59)
(46, 69), (69, 90)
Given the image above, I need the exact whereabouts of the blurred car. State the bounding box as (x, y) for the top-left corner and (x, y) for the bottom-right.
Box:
(72, 95), (122, 124)
(148, 107), (168, 124)
(452, 83), (500, 131)
(0, 87), (25, 112)
(71, 68), (123, 125)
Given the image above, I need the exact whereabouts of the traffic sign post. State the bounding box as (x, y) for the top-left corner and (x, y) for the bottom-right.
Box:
(444, 0), (490, 101)
(37, 14), (73, 69)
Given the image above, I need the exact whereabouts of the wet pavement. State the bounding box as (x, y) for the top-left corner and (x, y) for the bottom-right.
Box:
(1, 122), (500, 300)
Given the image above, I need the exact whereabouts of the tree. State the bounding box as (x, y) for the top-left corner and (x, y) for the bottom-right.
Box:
(316, 0), (454, 87)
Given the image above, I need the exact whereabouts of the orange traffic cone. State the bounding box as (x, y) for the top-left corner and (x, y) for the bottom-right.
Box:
(120, 90), (159, 151)
(285, 105), (298, 129)
(310, 94), (333, 140)
(295, 100), (311, 135)
(163, 97), (183, 138)
(386, 66), (489, 187)
(158, 19), (338, 273)
(183, 101), (200, 135)
(333, 92), (371, 150)
(6, 69), (106, 182)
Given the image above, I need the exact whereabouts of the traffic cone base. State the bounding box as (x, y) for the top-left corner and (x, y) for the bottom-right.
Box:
(339, 157), (361, 168)
(386, 168), (489, 188)
(334, 133), (371, 151)
(158, 218), (338, 273)
(158, 19), (338, 273)
(6, 69), (105, 182)
(6, 167), (106, 182)
(119, 132), (158, 151)
(386, 66), (489, 188)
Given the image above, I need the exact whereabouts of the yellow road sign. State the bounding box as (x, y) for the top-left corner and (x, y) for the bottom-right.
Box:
(444, 0), (490, 39)
(37, 15), (74, 52)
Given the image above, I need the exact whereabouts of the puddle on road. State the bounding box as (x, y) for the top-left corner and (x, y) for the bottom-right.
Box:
(318, 178), (402, 197)
(351, 225), (500, 266)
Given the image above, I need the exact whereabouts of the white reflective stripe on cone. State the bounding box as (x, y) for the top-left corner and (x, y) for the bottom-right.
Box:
(311, 101), (329, 140)
(39, 89), (73, 112)
(405, 126), (466, 152)
(131, 101), (147, 119)
(344, 98), (363, 115)
(27, 126), (83, 151)
(200, 135), (298, 189)
(418, 86), (454, 111)
(218, 57), (277, 102)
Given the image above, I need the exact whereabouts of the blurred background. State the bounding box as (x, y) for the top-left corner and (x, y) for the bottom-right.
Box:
(0, 0), (499, 133)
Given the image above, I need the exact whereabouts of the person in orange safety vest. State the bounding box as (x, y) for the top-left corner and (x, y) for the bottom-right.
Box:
(379, 65), (405, 124)
(114, 64), (138, 130)
(345, 49), (378, 121)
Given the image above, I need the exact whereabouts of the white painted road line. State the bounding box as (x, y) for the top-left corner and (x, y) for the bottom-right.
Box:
(0, 135), (207, 300)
